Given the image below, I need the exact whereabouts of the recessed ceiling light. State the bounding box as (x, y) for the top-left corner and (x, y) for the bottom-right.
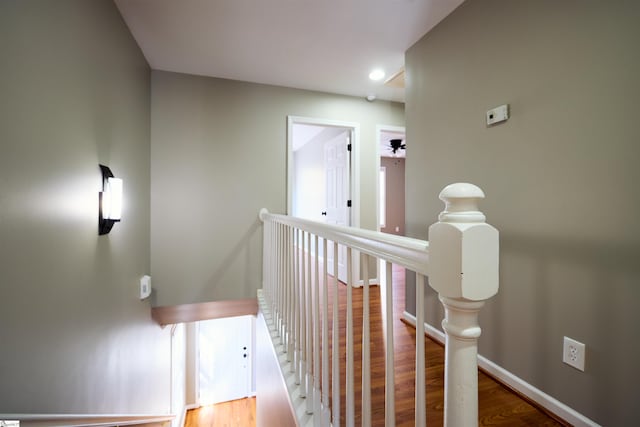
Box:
(369, 69), (385, 81)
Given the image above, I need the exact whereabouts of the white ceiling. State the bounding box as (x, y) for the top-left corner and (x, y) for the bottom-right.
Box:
(115, 0), (464, 103)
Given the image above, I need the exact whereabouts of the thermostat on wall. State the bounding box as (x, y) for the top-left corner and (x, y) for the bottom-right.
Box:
(486, 104), (509, 126)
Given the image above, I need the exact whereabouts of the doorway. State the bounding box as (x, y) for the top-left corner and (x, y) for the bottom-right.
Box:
(287, 116), (361, 284)
(376, 125), (406, 315)
(376, 125), (406, 235)
(197, 315), (255, 406)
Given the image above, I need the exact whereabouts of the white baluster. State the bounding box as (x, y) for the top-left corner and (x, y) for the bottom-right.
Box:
(260, 210), (268, 302)
(314, 234), (321, 422)
(272, 221), (278, 325)
(346, 247), (354, 427)
(361, 254), (371, 427)
(272, 221), (277, 316)
(289, 226), (295, 358)
(306, 232), (313, 413)
(384, 261), (395, 427)
(279, 223), (285, 340)
(332, 241), (341, 427)
(295, 229), (302, 384)
(274, 222), (280, 332)
(428, 183), (499, 427)
(300, 231), (307, 398)
(265, 220), (271, 312)
(287, 225), (294, 361)
(291, 228), (296, 360)
(282, 224), (288, 354)
(322, 238), (330, 426)
(281, 224), (287, 341)
(415, 273), (426, 427)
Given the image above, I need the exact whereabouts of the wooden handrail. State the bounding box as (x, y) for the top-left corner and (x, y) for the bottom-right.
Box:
(151, 298), (258, 326)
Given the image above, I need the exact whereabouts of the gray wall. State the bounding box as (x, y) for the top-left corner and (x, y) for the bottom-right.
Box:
(0, 1), (171, 414)
(380, 157), (405, 236)
(405, 0), (640, 424)
(151, 71), (404, 306)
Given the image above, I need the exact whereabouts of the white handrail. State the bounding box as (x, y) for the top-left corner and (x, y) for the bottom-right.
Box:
(259, 208), (430, 276)
(258, 182), (499, 427)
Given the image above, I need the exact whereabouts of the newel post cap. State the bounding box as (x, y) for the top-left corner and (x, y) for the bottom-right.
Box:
(428, 183), (499, 301)
(438, 182), (486, 223)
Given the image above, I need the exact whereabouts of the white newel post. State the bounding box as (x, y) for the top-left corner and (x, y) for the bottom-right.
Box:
(428, 183), (499, 427)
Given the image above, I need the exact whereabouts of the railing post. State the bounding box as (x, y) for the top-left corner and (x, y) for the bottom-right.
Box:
(428, 183), (499, 427)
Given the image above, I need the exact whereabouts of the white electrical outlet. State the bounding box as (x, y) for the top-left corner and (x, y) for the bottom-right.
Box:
(563, 336), (586, 371)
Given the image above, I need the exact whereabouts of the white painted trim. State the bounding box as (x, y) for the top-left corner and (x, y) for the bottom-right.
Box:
(194, 321), (201, 406)
(288, 116), (362, 287)
(257, 290), (309, 426)
(180, 404), (199, 427)
(375, 124), (405, 233)
(401, 311), (600, 427)
(0, 414), (175, 427)
(379, 166), (387, 229)
(479, 358), (599, 427)
(287, 115), (361, 229)
(350, 125), (361, 230)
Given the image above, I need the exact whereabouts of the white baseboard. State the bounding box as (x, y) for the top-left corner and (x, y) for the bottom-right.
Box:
(401, 311), (600, 427)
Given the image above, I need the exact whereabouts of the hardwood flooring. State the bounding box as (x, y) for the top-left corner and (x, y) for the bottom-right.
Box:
(324, 264), (566, 426)
(187, 264), (567, 426)
(185, 397), (256, 427)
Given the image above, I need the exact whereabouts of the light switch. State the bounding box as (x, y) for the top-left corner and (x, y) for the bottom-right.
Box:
(140, 275), (152, 300)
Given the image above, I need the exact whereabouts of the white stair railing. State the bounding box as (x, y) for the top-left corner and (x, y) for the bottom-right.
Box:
(258, 183), (499, 427)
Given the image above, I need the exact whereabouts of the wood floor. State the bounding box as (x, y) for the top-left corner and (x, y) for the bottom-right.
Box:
(185, 397), (256, 427)
(187, 264), (567, 426)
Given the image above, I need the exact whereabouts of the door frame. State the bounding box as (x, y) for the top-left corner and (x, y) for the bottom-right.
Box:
(375, 124), (406, 232)
(287, 116), (361, 285)
(375, 125), (406, 305)
(287, 115), (360, 230)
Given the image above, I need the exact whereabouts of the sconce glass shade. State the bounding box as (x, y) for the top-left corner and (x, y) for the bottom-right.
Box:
(103, 177), (123, 220)
(99, 165), (123, 235)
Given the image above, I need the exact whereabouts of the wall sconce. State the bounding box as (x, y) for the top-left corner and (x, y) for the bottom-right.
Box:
(99, 164), (123, 235)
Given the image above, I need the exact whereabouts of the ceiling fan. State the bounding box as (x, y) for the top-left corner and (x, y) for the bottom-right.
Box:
(388, 138), (406, 155)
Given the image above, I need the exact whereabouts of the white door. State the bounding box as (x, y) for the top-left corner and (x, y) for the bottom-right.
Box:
(198, 315), (252, 405)
(324, 131), (351, 283)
